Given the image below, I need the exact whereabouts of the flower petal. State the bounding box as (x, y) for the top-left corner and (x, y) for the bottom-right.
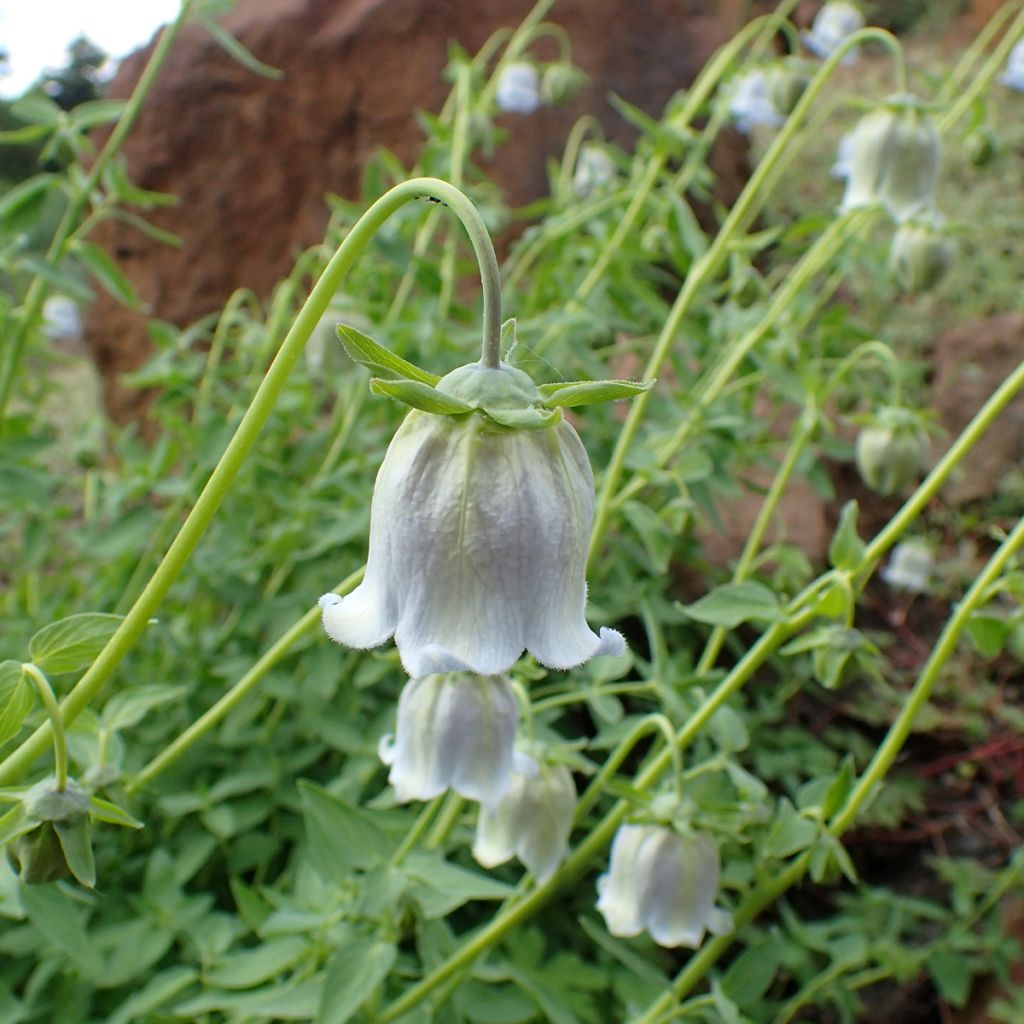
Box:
(319, 584), (394, 651)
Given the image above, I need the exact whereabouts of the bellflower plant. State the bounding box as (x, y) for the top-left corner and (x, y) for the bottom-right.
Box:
(831, 132), (856, 181)
(855, 408), (930, 496)
(378, 672), (519, 803)
(889, 215), (956, 292)
(840, 94), (940, 222)
(881, 538), (934, 594)
(728, 69), (783, 135)
(596, 824), (733, 949)
(472, 756), (576, 882)
(999, 37), (1024, 92)
(495, 62), (542, 114)
(572, 143), (616, 199)
(803, 1), (865, 64)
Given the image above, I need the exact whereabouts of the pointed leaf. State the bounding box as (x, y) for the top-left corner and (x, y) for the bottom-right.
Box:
(71, 241), (145, 310)
(0, 803), (33, 847)
(10, 94), (63, 126)
(539, 379), (650, 408)
(0, 662), (33, 745)
(29, 612), (124, 674)
(681, 582), (785, 628)
(482, 405), (561, 429)
(369, 377), (473, 415)
(102, 684), (186, 732)
(318, 936), (396, 1024)
(0, 174), (57, 224)
(336, 324), (439, 384)
(88, 795), (144, 830)
(829, 501), (865, 571)
(200, 12), (284, 79)
(68, 99), (127, 131)
(54, 815), (96, 887)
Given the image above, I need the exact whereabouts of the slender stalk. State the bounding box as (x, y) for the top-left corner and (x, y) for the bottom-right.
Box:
(0, 0), (195, 422)
(938, 0), (1022, 102)
(20, 664), (68, 791)
(0, 178), (499, 788)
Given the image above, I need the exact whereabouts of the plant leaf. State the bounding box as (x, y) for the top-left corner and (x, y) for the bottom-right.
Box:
(336, 324), (439, 384)
(317, 936), (396, 1024)
(539, 379), (650, 408)
(29, 612), (125, 674)
(368, 377), (473, 415)
(71, 241), (145, 311)
(0, 661), (33, 744)
(680, 582), (785, 628)
(199, 12), (283, 79)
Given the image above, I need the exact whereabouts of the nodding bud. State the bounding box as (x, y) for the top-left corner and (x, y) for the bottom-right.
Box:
(495, 62), (542, 115)
(855, 409), (929, 496)
(889, 216), (955, 292)
(541, 63), (587, 106)
(881, 538), (934, 594)
(572, 143), (616, 199)
(768, 58), (812, 116)
(840, 95), (940, 222)
(965, 126), (998, 167)
(728, 69), (783, 135)
(803, 1), (866, 63)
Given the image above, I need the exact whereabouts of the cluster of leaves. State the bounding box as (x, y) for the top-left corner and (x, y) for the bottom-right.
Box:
(0, 4), (1023, 1023)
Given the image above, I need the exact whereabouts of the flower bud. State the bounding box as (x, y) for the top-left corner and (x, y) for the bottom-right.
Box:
(831, 132), (856, 181)
(541, 63), (587, 106)
(840, 95), (940, 222)
(768, 58), (812, 116)
(473, 757), (575, 882)
(572, 144), (616, 199)
(495, 62), (542, 115)
(320, 361), (625, 677)
(889, 217), (955, 292)
(379, 673), (518, 804)
(965, 126), (998, 167)
(881, 538), (933, 593)
(728, 69), (783, 136)
(803, 2), (865, 63)
(9, 777), (95, 887)
(855, 410), (929, 496)
(596, 825), (732, 948)
(1000, 38), (1024, 93)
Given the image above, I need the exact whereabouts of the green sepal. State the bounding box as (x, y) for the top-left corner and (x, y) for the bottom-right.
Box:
(336, 324), (439, 385)
(368, 377), (473, 415)
(482, 406), (562, 430)
(88, 795), (144, 830)
(539, 379), (651, 409)
(0, 802), (33, 848)
(54, 815), (96, 888)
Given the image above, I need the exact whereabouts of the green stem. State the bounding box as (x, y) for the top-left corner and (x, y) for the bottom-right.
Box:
(0, 0), (195, 423)
(389, 798), (443, 867)
(555, 114), (603, 203)
(938, 0), (1022, 102)
(0, 177), (496, 788)
(21, 664), (67, 792)
(438, 64), (473, 322)
(194, 288), (257, 423)
(425, 793), (465, 850)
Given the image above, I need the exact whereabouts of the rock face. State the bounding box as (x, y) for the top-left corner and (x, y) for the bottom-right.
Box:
(86, 0), (748, 422)
(931, 312), (1024, 504)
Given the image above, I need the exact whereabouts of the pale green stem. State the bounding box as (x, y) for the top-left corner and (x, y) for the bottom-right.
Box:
(938, 0), (1023, 103)
(425, 793), (465, 850)
(21, 664), (67, 792)
(475, 0), (559, 111)
(555, 115), (604, 203)
(0, 177), (498, 788)
(527, 21), (573, 63)
(389, 798), (444, 867)
(129, 567), (363, 790)
(437, 64), (473, 321)
(0, 0), (195, 423)
(194, 288), (257, 423)
(530, 680), (656, 715)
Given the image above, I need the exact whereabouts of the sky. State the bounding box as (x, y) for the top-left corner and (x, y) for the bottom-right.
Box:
(0, 1), (181, 98)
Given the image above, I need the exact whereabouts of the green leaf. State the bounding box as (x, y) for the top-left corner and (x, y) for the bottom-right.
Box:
(108, 967), (198, 1024)
(0, 661), (33, 745)
(965, 613), (1008, 658)
(721, 941), (783, 1008)
(482, 405), (561, 429)
(173, 981), (321, 1019)
(54, 815), (96, 888)
(71, 241), (145, 310)
(369, 377), (473, 415)
(318, 936), (396, 1024)
(20, 883), (102, 975)
(927, 949), (972, 1008)
(68, 99), (127, 131)
(10, 94), (63, 126)
(538, 379), (650, 408)
(335, 323), (439, 385)
(102, 684), (186, 732)
(29, 612), (125, 674)
(762, 800), (818, 858)
(199, 12), (284, 79)
(298, 781), (398, 879)
(0, 803), (34, 848)
(88, 795), (144, 830)
(821, 758), (856, 819)
(829, 501), (866, 571)
(207, 936), (309, 988)
(403, 852), (514, 918)
(0, 174), (57, 224)
(681, 582), (785, 628)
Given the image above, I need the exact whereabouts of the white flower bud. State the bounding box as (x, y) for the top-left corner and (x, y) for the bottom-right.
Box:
(1000, 38), (1024, 93)
(572, 144), (616, 199)
(42, 295), (81, 344)
(881, 538), (933, 594)
(472, 758), (575, 882)
(541, 63), (587, 106)
(767, 58), (812, 117)
(495, 62), (542, 115)
(320, 361), (625, 677)
(803, 1), (865, 63)
(596, 825), (732, 948)
(855, 410), (929, 496)
(889, 217), (955, 292)
(840, 96), (940, 222)
(728, 69), (783, 136)
(831, 132), (856, 181)
(379, 673), (518, 804)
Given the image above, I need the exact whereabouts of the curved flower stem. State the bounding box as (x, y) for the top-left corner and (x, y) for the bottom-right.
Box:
(194, 288), (258, 424)
(437, 64), (473, 322)
(20, 664), (67, 792)
(555, 114), (604, 203)
(0, 0), (195, 424)
(389, 797), (444, 867)
(425, 793), (465, 850)
(0, 177), (497, 788)
(128, 566), (364, 791)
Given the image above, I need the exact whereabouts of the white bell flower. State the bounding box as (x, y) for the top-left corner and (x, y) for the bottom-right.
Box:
(495, 62), (542, 115)
(831, 132), (856, 181)
(839, 96), (940, 222)
(881, 538), (933, 594)
(378, 672), (518, 804)
(728, 69), (783, 136)
(473, 757), (575, 883)
(803, 1), (865, 64)
(572, 144), (616, 199)
(1000, 38), (1024, 92)
(320, 361), (626, 678)
(596, 824), (732, 949)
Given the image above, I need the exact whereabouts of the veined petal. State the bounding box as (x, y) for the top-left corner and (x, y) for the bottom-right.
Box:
(319, 586), (394, 651)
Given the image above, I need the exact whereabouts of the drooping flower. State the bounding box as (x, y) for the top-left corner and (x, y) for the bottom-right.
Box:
(889, 216), (955, 292)
(597, 824), (732, 948)
(728, 69), (784, 136)
(831, 132), (856, 181)
(855, 409), (929, 496)
(473, 757), (576, 882)
(572, 144), (616, 199)
(378, 672), (518, 804)
(495, 62), (542, 115)
(320, 360), (626, 678)
(1000, 38), (1024, 92)
(840, 95), (940, 222)
(881, 538), (933, 594)
(803, 1), (865, 63)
